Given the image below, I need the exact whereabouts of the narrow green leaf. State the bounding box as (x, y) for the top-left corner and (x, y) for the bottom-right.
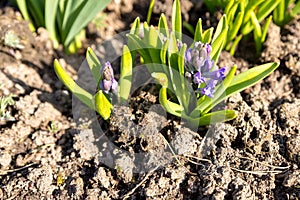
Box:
(250, 11), (262, 53)
(147, 26), (162, 63)
(227, 8), (244, 42)
(28, 0), (45, 27)
(158, 14), (169, 38)
(160, 39), (169, 65)
(45, 0), (59, 48)
(178, 43), (186, 76)
(229, 34), (242, 55)
(261, 15), (272, 43)
(95, 90), (112, 120)
(198, 110), (237, 126)
(16, 0), (31, 21)
(147, 0), (155, 24)
(172, 0), (182, 40)
(54, 59), (94, 109)
(127, 34), (152, 63)
(86, 47), (102, 85)
(273, 0), (285, 25)
(211, 27), (228, 63)
(130, 17), (140, 35)
(212, 62), (280, 108)
(202, 28), (214, 44)
(256, 0), (281, 22)
(291, 1), (300, 16)
(63, 0), (111, 47)
(119, 45), (132, 102)
(152, 72), (183, 117)
(226, 2), (238, 23)
(212, 14), (227, 43)
(194, 19), (203, 42)
(224, 0), (235, 16)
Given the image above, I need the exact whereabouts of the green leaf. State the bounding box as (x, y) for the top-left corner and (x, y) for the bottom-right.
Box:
(94, 90), (112, 120)
(212, 62), (280, 109)
(152, 72), (183, 117)
(160, 39), (169, 65)
(147, 26), (162, 63)
(250, 11), (262, 53)
(198, 110), (237, 126)
(86, 47), (102, 85)
(178, 43), (186, 76)
(147, 0), (155, 24)
(229, 34), (242, 55)
(211, 26), (228, 63)
(194, 19), (203, 42)
(119, 45), (133, 102)
(227, 5), (244, 42)
(172, 0), (182, 40)
(256, 0), (280, 22)
(45, 0), (59, 48)
(54, 59), (94, 109)
(130, 17), (140, 35)
(158, 14), (169, 38)
(202, 28), (214, 44)
(273, 0), (285, 25)
(212, 14), (227, 43)
(127, 34), (152, 63)
(63, 0), (111, 47)
(16, 0), (35, 31)
(28, 0), (45, 27)
(261, 15), (272, 43)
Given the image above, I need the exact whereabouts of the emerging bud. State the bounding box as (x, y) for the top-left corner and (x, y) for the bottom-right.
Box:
(99, 61), (118, 94)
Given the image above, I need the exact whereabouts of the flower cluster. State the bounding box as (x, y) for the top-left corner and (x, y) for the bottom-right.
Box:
(100, 62), (118, 94)
(185, 42), (226, 98)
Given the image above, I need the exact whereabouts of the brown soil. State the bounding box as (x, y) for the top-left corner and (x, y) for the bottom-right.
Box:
(0, 1), (299, 199)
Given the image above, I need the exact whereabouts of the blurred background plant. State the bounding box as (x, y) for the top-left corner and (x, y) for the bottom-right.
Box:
(10, 0), (111, 53)
(203, 0), (281, 55)
(273, 0), (300, 26)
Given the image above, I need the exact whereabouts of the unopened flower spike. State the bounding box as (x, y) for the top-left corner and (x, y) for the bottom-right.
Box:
(100, 61), (118, 94)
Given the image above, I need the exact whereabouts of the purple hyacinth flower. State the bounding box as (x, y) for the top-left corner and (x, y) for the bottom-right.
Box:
(200, 79), (218, 98)
(205, 66), (226, 81)
(205, 43), (212, 54)
(185, 48), (192, 64)
(111, 79), (118, 93)
(202, 59), (214, 73)
(193, 71), (205, 84)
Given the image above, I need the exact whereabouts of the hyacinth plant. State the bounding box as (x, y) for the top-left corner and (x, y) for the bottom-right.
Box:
(54, 45), (133, 120)
(203, 0), (281, 54)
(14, 0), (111, 53)
(273, 0), (300, 26)
(127, 0), (279, 127)
(54, 0), (279, 128)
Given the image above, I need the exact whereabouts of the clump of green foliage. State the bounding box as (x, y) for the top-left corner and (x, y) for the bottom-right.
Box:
(204, 0), (282, 54)
(273, 0), (300, 26)
(13, 0), (111, 53)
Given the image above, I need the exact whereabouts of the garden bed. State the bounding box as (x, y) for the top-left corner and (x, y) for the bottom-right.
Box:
(0, 1), (299, 199)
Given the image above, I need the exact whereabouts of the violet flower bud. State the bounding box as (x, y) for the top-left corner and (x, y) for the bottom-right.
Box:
(99, 61), (118, 94)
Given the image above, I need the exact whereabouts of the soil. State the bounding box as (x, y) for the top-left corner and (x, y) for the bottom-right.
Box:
(0, 1), (300, 200)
